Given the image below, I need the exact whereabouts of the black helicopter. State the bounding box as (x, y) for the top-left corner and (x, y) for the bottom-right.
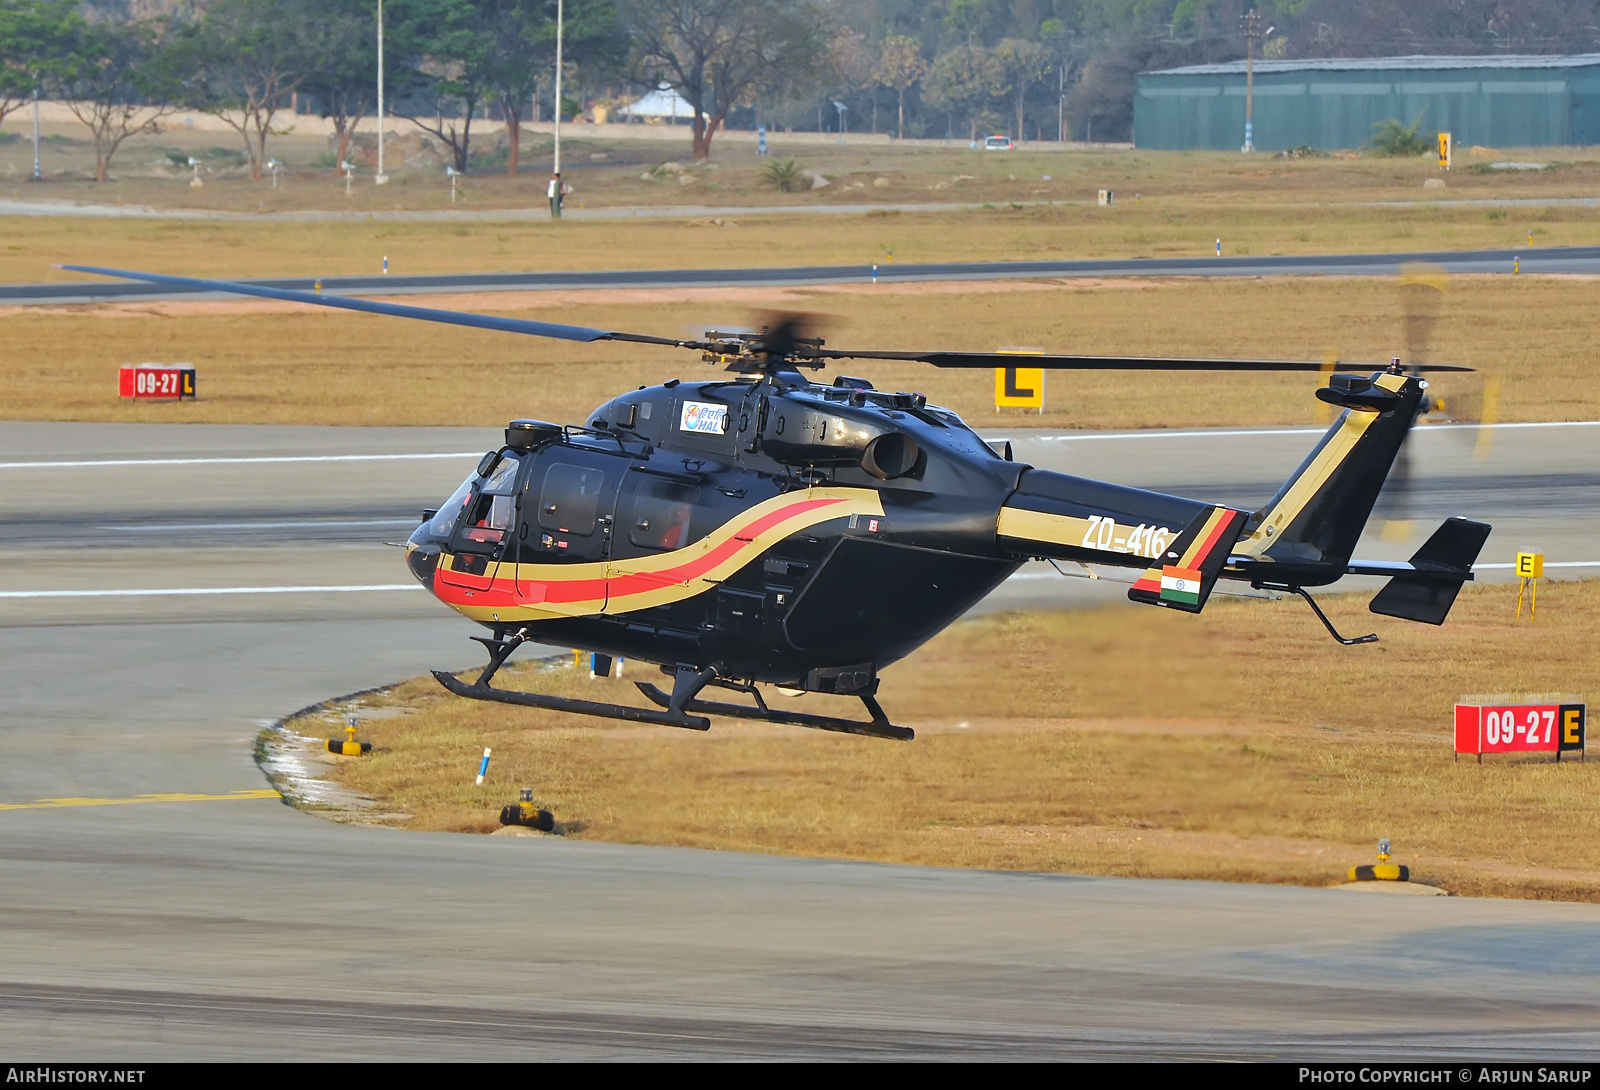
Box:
(68, 265), (1489, 742)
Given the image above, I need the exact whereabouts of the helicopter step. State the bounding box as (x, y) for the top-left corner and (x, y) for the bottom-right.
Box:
(634, 679), (914, 742)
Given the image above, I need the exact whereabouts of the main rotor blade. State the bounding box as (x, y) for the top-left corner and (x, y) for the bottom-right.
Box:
(54, 265), (690, 349)
(816, 349), (1474, 373)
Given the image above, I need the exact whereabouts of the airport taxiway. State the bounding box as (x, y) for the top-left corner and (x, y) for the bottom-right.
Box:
(2, 420), (1598, 1059)
(5, 244), (1594, 305)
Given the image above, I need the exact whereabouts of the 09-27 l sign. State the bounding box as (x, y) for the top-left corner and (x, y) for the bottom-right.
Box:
(1455, 701), (1585, 759)
(119, 363), (196, 401)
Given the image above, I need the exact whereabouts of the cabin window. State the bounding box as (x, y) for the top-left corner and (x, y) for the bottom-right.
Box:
(538, 463), (606, 536)
(629, 478), (698, 550)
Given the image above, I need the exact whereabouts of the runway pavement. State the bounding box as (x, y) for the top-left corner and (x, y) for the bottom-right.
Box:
(6, 244), (1592, 305)
(2, 420), (1598, 1059)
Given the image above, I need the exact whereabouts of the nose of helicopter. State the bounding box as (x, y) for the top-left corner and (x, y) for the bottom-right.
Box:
(405, 540), (439, 587)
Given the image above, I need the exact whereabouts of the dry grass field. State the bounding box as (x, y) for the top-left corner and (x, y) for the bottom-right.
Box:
(7, 129), (1599, 430)
(5, 163), (1600, 284)
(7, 117), (1600, 222)
(1, 274), (1590, 429)
(284, 578), (1600, 903)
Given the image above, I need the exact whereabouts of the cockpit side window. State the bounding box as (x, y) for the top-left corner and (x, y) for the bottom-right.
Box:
(538, 463), (606, 536)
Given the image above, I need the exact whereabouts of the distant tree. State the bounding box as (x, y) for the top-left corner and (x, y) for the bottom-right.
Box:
(1065, 37), (1241, 143)
(387, 0), (497, 174)
(827, 25), (872, 132)
(478, 0), (546, 175)
(178, 0), (321, 181)
(0, 0), (78, 132)
(623, 0), (831, 160)
(481, 0), (621, 175)
(872, 34), (926, 139)
(924, 44), (1003, 141)
(53, 16), (181, 181)
(993, 37), (1050, 141)
(298, 0), (385, 172)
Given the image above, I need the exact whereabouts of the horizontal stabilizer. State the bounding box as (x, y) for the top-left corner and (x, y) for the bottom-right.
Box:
(1368, 517), (1492, 625)
(1129, 505), (1247, 614)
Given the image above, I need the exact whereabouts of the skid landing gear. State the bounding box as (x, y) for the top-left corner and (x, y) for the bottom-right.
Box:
(635, 677), (913, 741)
(432, 633), (913, 739)
(432, 631), (712, 730)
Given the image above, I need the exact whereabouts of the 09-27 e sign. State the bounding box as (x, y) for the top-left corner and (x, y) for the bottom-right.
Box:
(1455, 701), (1585, 759)
(119, 363), (196, 400)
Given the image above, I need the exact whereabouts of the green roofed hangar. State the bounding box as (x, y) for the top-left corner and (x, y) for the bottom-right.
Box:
(1134, 54), (1600, 151)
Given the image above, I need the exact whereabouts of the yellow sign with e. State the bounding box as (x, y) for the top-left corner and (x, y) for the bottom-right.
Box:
(1517, 550), (1545, 619)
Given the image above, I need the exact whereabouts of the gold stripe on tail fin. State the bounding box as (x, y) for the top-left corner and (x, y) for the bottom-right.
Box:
(1129, 505), (1247, 614)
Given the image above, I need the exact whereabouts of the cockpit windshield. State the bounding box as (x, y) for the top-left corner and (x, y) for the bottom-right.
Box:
(424, 477), (475, 539)
(415, 451), (522, 544)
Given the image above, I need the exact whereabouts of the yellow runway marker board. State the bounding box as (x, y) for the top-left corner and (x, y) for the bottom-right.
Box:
(994, 348), (1045, 410)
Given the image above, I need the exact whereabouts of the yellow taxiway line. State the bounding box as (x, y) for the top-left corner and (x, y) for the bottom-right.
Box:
(0, 789), (280, 812)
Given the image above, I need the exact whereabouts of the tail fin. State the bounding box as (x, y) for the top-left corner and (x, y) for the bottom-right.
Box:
(1235, 369), (1424, 573)
(1368, 517), (1491, 625)
(1128, 505), (1247, 613)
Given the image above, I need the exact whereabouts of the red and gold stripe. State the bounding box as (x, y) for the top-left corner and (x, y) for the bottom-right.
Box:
(1131, 505), (1237, 594)
(427, 486), (885, 624)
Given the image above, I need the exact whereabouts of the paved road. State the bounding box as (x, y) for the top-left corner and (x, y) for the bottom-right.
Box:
(2, 420), (1598, 1059)
(5, 244), (1589, 305)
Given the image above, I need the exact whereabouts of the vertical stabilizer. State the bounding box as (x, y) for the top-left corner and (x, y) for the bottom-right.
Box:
(1235, 369), (1424, 575)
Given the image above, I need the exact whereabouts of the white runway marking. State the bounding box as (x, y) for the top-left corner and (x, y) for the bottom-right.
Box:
(0, 584), (422, 599)
(106, 519), (417, 531)
(1003, 561), (1600, 582)
(4, 420), (1594, 468)
(0, 452), (483, 470)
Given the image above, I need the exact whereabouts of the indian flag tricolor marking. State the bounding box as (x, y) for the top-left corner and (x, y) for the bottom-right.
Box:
(1159, 565), (1203, 605)
(1130, 505), (1239, 596)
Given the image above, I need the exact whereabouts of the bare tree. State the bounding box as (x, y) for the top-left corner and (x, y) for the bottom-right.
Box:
(180, 0), (320, 181)
(624, 0), (830, 160)
(994, 38), (1050, 142)
(873, 34), (926, 141)
(298, 0), (381, 171)
(55, 16), (179, 181)
(925, 44), (1003, 142)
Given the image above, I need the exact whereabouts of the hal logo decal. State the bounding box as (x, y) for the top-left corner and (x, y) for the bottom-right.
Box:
(679, 400), (728, 435)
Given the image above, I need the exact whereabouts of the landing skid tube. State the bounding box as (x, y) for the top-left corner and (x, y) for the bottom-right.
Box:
(431, 632), (712, 730)
(635, 681), (914, 741)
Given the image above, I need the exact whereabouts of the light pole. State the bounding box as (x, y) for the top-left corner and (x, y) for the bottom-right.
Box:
(31, 89), (40, 181)
(1240, 10), (1273, 153)
(1058, 64), (1065, 144)
(375, 0), (388, 184)
(549, 0), (564, 219)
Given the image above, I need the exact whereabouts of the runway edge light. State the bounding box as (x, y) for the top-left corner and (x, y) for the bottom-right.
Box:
(1348, 838), (1410, 882)
(327, 715), (371, 757)
(499, 786), (556, 832)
